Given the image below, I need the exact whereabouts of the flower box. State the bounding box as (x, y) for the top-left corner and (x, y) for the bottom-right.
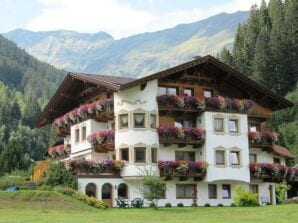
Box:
(87, 130), (115, 152)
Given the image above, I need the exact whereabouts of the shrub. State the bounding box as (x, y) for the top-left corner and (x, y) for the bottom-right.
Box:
(164, 203), (172, 208)
(73, 192), (107, 209)
(204, 203), (211, 207)
(46, 161), (77, 189)
(234, 186), (259, 207)
(230, 203), (237, 207)
(0, 174), (27, 190)
(217, 203), (224, 207)
(177, 203), (184, 207)
(191, 203), (198, 207)
(54, 186), (76, 196)
(149, 202), (156, 208)
(275, 180), (291, 204)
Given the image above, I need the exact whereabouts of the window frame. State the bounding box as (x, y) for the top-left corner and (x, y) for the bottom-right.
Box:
(133, 113), (146, 128)
(120, 148), (129, 161)
(81, 126), (87, 141)
(215, 149), (226, 166)
(229, 150), (241, 166)
(222, 184), (231, 199)
(176, 184), (196, 199)
(208, 184), (217, 199)
(183, 88), (194, 96)
(203, 89), (213, 98)
(151, 148), (157, 163)
(119, 113), (129, 129)
(134, 147), (146, 163)
(214, 117), (224, 133)
(249, 184), (259, 194)
(158, 86), (178, 95)
(175, 151), (196, 162)
(228, 119), (239, 133)
(75, 128), (80, 143)
(249, 153), (257, 163)
(150, 114), (157, 129)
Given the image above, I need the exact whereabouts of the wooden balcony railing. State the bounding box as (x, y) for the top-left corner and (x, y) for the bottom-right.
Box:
(157, 126), (205, 148)
(65, 159), (124, 177)
(53, 99), (114, 137)
(87, 130), (115, 153)
(158, 160), (208, 181)
(248, 131), (278, 147)
(249, 162), (298, 182)
(48, 144), (70, 159)
(156, 95), (253, 114)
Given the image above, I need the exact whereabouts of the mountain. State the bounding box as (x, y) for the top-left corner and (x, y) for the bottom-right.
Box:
(0, 34), (66, 107)
(4, 11), (249, 77)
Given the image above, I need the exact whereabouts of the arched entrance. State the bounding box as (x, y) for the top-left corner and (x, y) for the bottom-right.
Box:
(86, 183), (97, 197)
(102, 183), (113, 207)
(117, 183), (129, 199)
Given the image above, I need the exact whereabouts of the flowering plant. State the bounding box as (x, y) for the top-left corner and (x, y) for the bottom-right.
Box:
(248, 131), (278, 144)
(157, 126), (205, 141)
(53, 99), (114, 129)
(48, 144), (68, 157)
(87, 130), (115, 148)
(65, 159), (125, 174)
(158, 160), (208, 176)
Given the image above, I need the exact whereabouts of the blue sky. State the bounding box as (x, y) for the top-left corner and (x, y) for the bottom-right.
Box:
(0, 0), (262, 38)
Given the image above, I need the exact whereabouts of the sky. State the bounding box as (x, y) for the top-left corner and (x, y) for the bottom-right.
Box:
(0, 0), (263, 39)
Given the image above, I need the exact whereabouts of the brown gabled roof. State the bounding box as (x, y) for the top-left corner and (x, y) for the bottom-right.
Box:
(272, 145), (295, 160)
(119, 55), (293, 110)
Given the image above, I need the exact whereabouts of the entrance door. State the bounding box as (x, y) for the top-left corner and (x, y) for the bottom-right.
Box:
(102, 183), (113, 207)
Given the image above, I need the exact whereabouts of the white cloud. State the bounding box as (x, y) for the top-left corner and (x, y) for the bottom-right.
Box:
(26, 0), (263, 39)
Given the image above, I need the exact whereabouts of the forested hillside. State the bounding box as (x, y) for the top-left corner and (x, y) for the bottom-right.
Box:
(0, 35), (66, 175)
(219, 0), (298, 161)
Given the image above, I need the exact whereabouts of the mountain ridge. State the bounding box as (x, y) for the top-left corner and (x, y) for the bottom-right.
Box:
(3, 11), (249, 78)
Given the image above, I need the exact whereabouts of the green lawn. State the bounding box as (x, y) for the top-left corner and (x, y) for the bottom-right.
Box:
(0, 191), (297, 223)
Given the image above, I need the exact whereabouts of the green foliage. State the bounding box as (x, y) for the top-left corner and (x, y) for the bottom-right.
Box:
(177, 203), (184, 207)
(204, 203), (211, 207)
(54, 186), (76, 196)
(45, 162), (77, 189)
(217, 204), (224, 207)
(164, 203), (172, 208)
(0, 175), (27, 190)
(275, 180), (291, 204)
(73, 192), (107, 209)
(230, 203), (237, 207)
(234, 186), (259, 207)
(141, 168), (166, 209)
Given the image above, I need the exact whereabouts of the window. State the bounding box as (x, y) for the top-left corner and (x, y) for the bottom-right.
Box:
(151, 148), (157, 163)
(158, 86), (177, 95)
(118, 183), (128, 199)
(229, 151), (240, 165)
(176, 184), (196, 199)
(135, 147), (146, 163)
(249, 184), (258, 194)
(75, 129), (80, 143)
(174, 121), (183, 128)
(208, 184), (217, 199)
(249, 154), (257, 163)
(150, 114), (156, 128)
(134, 113), (145, 128)
(81, 126), (87, 141)
(215, 150), (225, 165)
(228, 119), (239, 133)
(214, 118), (224, 132)
(120, 148), (129, 161)
(119, 114), (128, 129)
(175, 119), (195, 128)
(204, 90), (213, 98)
(222, 184), (231, 199)
(183, 88), (193, 96)
(175, 151), (195, 162)
(273, 157), (281, 164)
(145, 184), (166, 199)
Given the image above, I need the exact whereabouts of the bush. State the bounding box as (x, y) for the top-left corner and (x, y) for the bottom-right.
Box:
(234, 186), (259, 207)
(73, 192), (107, 209)
(149, 202), (156, 208)
(230, 203), (237, 207)
(204, 203), (211, 207)
(54, 186), (76, 196)
(38, 185), (53, 191)
(217, 203), (224, 207)
(46, 161), (77, 189)
(191, 203), (198, 207)
(164, 203), (172, 208)
(177, 203), (184, 207)
(0, 174), (27, 190)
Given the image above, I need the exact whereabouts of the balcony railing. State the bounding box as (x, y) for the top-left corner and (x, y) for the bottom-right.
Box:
(53, 99), (114, 137)
(158, 160), (208, 181)
(87, 130), (115, 153)
(48, 144), (70, 159)
(157, 126), (205, 148)
(248, 131), (278, 147)
(249, 162), (298, 182)
(156, 95), (253, 113)
(65, 159), (125, 176)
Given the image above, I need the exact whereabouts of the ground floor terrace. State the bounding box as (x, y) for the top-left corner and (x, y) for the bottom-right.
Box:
(77, 177), (276, 207)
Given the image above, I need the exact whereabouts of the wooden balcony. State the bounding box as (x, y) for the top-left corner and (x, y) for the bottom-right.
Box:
(158, 160), (208, 181)
(157, 126), (205, 148)
(249, 162), (298, 183)
(87, 130), (115, 153)
(248, 131), (278, 148)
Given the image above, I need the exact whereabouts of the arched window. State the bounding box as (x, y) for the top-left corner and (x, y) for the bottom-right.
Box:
(117, 183), (128, 199)
(102, 183), (112, 199)
(85, 183), (97, 198)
